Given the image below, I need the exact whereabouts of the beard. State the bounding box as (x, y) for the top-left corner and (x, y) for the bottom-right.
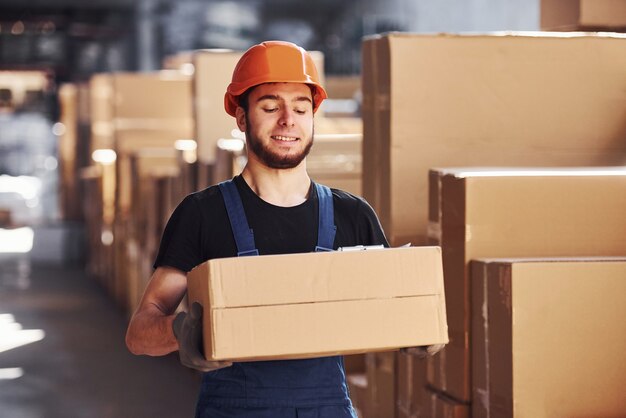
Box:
(245, 115), (314, 169)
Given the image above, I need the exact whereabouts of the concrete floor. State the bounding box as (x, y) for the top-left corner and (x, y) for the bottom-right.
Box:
(0, 255), (201, 418)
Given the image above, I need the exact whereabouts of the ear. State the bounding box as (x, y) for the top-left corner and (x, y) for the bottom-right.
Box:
(235, 107), (246, 132)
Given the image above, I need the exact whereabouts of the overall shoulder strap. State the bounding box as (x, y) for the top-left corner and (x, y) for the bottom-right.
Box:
(218, 180), (259, 256)
(314, 183), (336, 252)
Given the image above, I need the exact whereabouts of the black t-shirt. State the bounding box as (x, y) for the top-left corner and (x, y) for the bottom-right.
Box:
(154, 175), (388, 271)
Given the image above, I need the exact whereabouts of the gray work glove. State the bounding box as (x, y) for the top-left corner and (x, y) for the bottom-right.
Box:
(400, 344), (446, 358)
(172, 302), (232, 372)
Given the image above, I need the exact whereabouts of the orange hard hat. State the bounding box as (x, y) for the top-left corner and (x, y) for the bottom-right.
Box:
(224, 41), (327, 117)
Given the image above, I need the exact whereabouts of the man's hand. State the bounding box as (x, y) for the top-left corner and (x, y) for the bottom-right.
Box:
(172, 302), (232, 372)
(400, 344), (446, 358)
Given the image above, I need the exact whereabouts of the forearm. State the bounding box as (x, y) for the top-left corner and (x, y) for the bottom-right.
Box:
(125, 305), (179, 356)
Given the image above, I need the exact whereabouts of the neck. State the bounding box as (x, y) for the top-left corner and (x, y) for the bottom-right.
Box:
(241, 159), (311, 207)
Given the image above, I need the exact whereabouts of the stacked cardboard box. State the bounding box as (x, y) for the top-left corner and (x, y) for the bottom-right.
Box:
(361, 31), (626, 417)
(193, 49), (244, 173)
(472, 257), (626, 417)
(541, 0), (626, 30)
(365, 351), (396, 418)
(79, 70), (194, 306)
(57, 83), (81, 221)
(396, 351), (428, 418)
(89, 74), (114, 153)
(362, 32), (626, 247)
(125, 149), (180, 313)
(111, 71), (192, 219)
(427, 167), (626, 404)
(308, 134), (362, 196)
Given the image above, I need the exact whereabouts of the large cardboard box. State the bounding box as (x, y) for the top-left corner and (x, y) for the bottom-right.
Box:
(308, 133), (362, 196)
(110, 71), (193, 217)
(361, 32), (626, 246)
(112, 70), (192, 122)
(471, 257), (626, 418)
(396, 351), (429, 418)
(426, 389), (470, 418)
(187, 246), (448, 361)
(428, 167), (626, 401)
(58, 83), (82, 221)
(193, 50), (243, 165)
(89, 74), (114, 153)
(366, 351), (396, 418)
(541, 0), (626, 30)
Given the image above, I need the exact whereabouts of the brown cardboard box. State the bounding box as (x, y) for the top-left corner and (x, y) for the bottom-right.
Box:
(89, 74), (114, 153)
(58, 83), (82, 221)
(428, 389), (470, 418)
(308, 133), (362, 196)
(325, 75), (361, 100)
(161, 50), (195, 71)
(109, 71), (192, 217)
(366, 351), (396, 418)
(315, 116), (362, 135)
(187, 246), (448, 361)
(125, 149), (180, 312)
(541, 0), (626, 30)
(211, 138), (246, 184)
(193, 50), (243, 165)
(396, 351), (429, 418)
(428, 167), (626, 402)
(471, 257), (626, 418)
(344, 353), (366, 374)
(112, 70), (192, 122)
(361, 32), (626, 246)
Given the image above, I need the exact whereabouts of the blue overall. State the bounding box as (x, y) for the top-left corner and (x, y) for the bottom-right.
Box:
(193, 180), (357, 418)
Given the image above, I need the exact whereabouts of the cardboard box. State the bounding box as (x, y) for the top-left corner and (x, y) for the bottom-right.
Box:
(106, 71), (192, 218)
(344, 353), (366, 374)
(187, 246), (448, 361)
(112, 70), (192, 122)
(366, 351), (396, 418)
(396, 351), (429, 418)
(361, 32), (626, 246)
(308, 133), (362, 196)
(325, 75), (361, 100)
(427, 389), (470, 418)
(471, 257), (626, 418)
(89, 74), (114, 153)
(541, 0), (626, 30)
(428, 167), (626, 401)
(58, 83), (82, 221)
(193, 50), (244, 165)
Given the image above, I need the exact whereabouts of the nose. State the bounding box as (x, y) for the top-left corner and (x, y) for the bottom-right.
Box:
(278, 108), (295, 127)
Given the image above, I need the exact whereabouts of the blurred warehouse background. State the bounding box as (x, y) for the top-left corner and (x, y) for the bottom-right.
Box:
(1, 0), (626, 417)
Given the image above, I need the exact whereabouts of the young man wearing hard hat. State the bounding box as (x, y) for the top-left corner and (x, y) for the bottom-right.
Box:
(126, 41), (438, 418)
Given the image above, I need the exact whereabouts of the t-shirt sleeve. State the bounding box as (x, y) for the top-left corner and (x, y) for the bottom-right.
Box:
(153, 195), (204, 272)
(355, 197), (390, 247)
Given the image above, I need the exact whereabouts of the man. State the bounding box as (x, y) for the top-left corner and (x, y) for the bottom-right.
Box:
(126, 40), (440, 418)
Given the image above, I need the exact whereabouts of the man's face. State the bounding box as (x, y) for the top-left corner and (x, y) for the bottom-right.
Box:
(236, 82), (314, 169)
